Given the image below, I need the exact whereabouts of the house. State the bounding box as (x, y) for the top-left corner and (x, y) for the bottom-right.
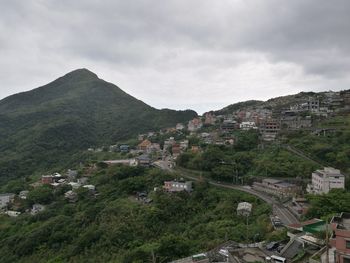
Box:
(330, 212), (350, 263)
(307, 167), (345, 194)
(6, 211), (21, 217)
(147, 143), (161, 153)
(41, 175), (54, 185)
(240, 121), (257, 130)
(180, 140), (189, 150)
(138, 139), (152, 152)
(31, 204), (45, 215)
(77, 177), (88, 185)
(237, 202), (252, 217)
(163, 180), (192, 192)
(204, 113), (217, 125)
(163, 137), (176, 151)
(188, 118), (203, 131)
(136, 154), (151, 167)
(221, 120), (237, 132)
(66, 169), (78, 181)
(83, 185), (96, 193)
(224, 136), (235, 145)
(68, 182), (81, 189)
(64, 190), (78, 203)
(19, 190), (29, 200)
(176, 123), (185, 130)
(119, 144), (130, 153)
(0, 193), (15, 209)
(171, 144), (181, 157)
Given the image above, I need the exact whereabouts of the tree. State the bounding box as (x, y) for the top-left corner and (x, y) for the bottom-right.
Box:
(27, 185), (53, 204)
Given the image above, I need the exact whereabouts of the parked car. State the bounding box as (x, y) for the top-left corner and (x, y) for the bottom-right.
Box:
(266, 241), (279, 251)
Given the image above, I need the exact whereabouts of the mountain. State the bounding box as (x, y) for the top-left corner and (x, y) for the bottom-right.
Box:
(0, 69), (197, 180)
(212, 91), (324, 115)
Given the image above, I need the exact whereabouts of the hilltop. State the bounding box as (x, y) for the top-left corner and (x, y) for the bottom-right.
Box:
(0, 69), (197, 180)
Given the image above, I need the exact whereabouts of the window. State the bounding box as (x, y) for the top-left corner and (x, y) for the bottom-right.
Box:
(346, 240), (350, 249)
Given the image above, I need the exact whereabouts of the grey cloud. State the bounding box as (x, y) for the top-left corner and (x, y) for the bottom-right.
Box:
(0, 0), (350, 113)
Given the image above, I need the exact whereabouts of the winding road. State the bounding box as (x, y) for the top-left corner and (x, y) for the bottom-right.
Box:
(154, 160), (300, 226)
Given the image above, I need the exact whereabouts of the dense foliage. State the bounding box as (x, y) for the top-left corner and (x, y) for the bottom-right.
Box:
(177, 130), (319, 181)
(306, 189), (350, 219)
(0, 166), (272, 262)
(0, 69), (197, 181)
(286, 115), (350, 174)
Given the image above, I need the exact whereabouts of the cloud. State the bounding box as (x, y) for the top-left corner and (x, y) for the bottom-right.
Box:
(0, 0), (350, 113)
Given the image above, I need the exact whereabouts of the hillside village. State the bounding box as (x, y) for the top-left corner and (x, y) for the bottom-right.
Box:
(0, 90), (349, 263)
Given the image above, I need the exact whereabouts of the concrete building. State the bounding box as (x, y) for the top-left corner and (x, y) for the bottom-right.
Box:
(19, 190), (29, 200)
(176, 123), (185, 130)
(31, 204), (45, 215)
(237, 202), (252, 217)
(240, 121), (257, 130)
(307, 167), (345, 194)
(221, 120), (237, 132)
(330, 212), (350, 263)
(163, 180), (192, 192)
(280, 116), (312, 130)
(253, 179), (301, 198)
(260, 119), (280, 141)
(41, 175), (54, 185)
(188, 118), (203, 132)
(0, 193), (15, 209)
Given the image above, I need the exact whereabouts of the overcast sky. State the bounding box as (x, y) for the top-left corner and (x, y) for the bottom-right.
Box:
(1, 0), (350, 113)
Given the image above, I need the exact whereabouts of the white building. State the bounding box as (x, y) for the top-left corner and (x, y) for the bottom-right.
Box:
(0, 193), (15, 209)
(307, 167), (345, 194)
(237, 202), (252, 217)
(164, 180), (193, 192)
(239, 121), (257, 130)
(176, 123), (185, 130)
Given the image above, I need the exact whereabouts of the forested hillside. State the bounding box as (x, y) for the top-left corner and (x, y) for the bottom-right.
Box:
(0, 69), (197, 180)
(0, 166), (272, 263)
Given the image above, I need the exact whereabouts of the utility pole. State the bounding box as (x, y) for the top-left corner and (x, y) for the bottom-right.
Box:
(246, 214), (249, 245)
(326, 218), (329, 263)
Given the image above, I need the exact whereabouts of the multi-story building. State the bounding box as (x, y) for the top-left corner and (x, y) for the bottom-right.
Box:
(239, 121), (257, 130)
(330, 212), (350, 263)
(260, 119), (280, 141)
(221, 119), (237, 132)
(307, 167), (345, 194)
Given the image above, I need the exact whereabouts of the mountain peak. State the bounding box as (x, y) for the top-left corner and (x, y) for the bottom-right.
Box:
(60, 68), (99, 82)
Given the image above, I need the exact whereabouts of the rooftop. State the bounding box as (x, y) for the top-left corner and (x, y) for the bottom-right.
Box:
(332, 212), (350, 230)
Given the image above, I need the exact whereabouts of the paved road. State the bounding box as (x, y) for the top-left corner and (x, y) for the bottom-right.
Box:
(154, 161), (299, 225)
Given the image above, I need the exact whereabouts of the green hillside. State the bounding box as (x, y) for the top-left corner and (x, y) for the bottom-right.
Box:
(0, 69), (197, 180)
(0, 166), (271, 263)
